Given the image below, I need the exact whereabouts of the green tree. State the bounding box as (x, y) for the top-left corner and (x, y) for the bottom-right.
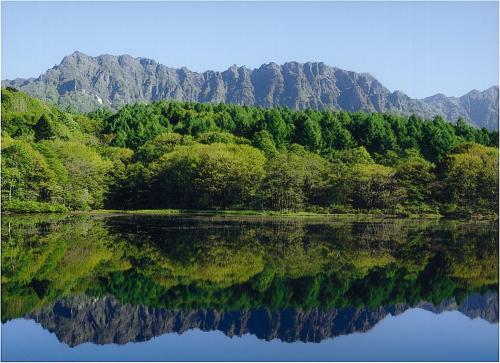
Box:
(33, 114), (57, 141)
(252, 130), (278, 157)
(421, 116), (459, 162)
(261, 148), (336, 211)
(196, 131), (250, 146)
(395, 150), (435, 206)
(102, 103), (171, 149)
(261, 152), (306, 212)
(135, 132), (193, 163)
(1, 139), (56, 203)
(440, 143), (499, 212)
(261, 108), (289, 148)
(341, 164), (404, 209)
(320, 112), (354, 153)
(148, 143), (266, 208)
(330, 146), (374, 165)
(44, 141), (113, 209)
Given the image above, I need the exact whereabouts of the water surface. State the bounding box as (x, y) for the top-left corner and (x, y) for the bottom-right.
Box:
(1, 214), (498, 361)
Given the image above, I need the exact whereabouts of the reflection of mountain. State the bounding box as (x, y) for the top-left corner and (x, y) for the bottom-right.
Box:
(420, 291), (498, 323)
(28, 292), (498, 347)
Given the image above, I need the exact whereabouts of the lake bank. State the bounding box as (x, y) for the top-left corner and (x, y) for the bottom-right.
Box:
(3, 208), (498, 221)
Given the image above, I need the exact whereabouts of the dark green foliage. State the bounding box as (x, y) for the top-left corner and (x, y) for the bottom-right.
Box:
(98, 100), (497, 158)
(101, 103), (171, 149)
(34, 114), (56, 141)
(86, 108), (113, 121)
(421, 116), (460, 162)
(293, 113), (323, 151)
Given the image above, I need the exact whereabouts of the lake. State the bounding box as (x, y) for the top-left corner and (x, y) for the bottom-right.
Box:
(1, 214), (498, 361)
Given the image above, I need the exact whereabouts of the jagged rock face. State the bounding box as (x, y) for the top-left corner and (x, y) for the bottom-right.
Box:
(3, 51), (498, 130)
(26, 292), (498, 348)
(423, 87), (500, 131)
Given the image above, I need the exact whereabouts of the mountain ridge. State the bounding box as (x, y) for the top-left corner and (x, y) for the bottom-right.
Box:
(3, 51), (498, 130)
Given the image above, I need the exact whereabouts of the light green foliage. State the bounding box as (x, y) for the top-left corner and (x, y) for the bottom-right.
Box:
(1, 137), (61, 204)
(2, 200), (68, 213)
(98, 146), (135, 196)
(395, 149), (435, 205)
(2, 87), (94, 144)
(340, 164), (405, 209)
(262, 153), (307, 212)
(2, 87), (55, 124)
(1, 216), (125, 319)
(262, 147), (336, 211)
(135, 132), (193, 163)
(43, 141), (113, 209)
(330, 146), (374, 165)
(149, 143), (266, 208)
(252, 130), (278, 157)
(441, 143), (499, 213)
(196, 131), (251, 146)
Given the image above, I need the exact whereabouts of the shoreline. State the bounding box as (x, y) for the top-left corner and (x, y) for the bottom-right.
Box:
(2, 208), (497, 221)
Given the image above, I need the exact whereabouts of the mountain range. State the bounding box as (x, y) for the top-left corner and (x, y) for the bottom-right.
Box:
(3, 51), (498, 130)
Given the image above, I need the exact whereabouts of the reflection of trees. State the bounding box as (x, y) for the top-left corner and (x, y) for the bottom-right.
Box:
(1, 215), (498, 321)
(1, 215), (126, 321)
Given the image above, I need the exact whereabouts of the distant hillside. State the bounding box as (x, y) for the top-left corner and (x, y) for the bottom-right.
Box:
(3, 51), (498, 130)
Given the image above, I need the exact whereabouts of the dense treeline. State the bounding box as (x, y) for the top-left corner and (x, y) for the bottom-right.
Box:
(2, 87), (498, 216)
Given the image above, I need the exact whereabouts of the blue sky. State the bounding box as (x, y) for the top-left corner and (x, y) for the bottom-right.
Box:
(1, 1), (498, 98)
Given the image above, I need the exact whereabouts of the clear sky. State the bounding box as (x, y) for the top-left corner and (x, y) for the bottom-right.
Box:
(1, 1), (498, 98)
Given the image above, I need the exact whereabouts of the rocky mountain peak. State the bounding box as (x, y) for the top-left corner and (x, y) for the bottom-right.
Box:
(2, 51), (498, 130)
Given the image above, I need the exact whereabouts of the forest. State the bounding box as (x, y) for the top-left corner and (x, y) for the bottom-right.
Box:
(1, 87), (498, 216)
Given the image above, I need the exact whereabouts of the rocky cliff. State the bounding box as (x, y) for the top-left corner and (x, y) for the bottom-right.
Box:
(3, 51), (498, 130)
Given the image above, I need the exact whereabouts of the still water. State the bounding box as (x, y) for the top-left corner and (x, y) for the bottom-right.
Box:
(1, 214), (498, 361)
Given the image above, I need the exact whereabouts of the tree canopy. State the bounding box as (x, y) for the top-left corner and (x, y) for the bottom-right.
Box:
(2, 87), (498, 216)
